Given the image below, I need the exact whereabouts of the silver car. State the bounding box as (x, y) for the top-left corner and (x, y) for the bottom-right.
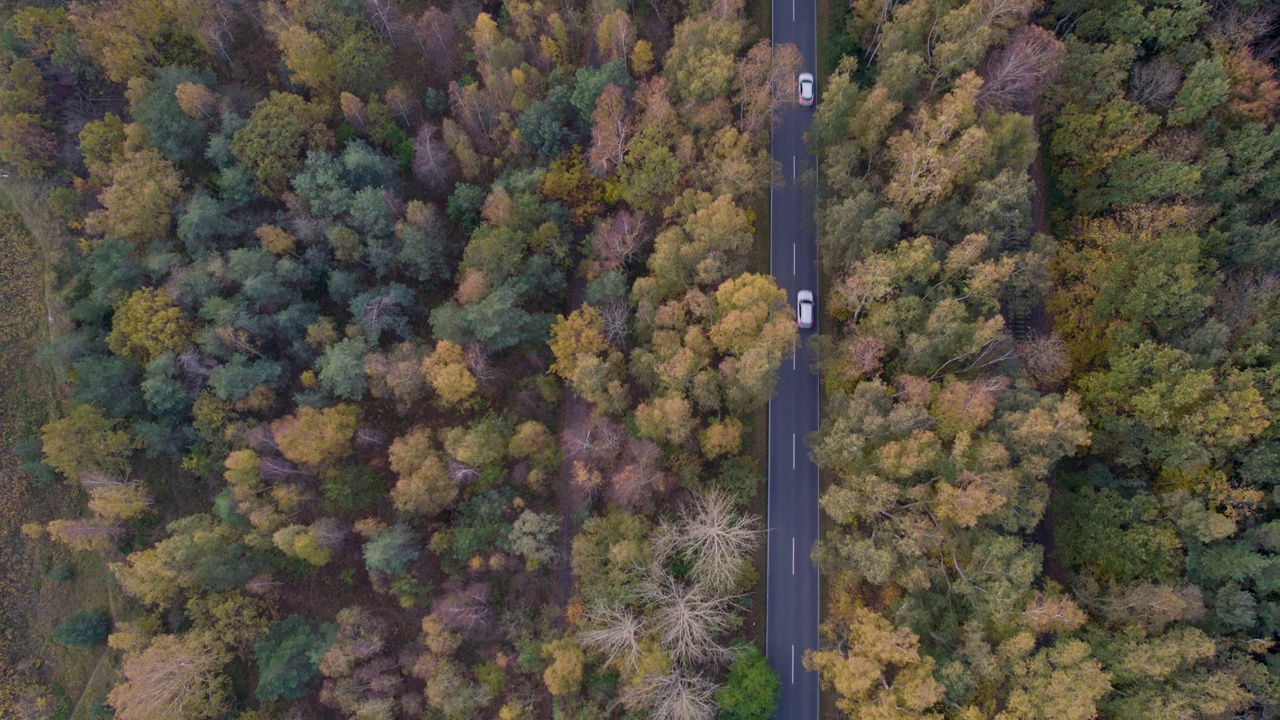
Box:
(798, 73), (815, 106)
(797, 290), (814, 329)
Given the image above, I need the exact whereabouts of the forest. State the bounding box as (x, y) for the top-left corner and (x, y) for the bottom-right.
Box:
(0, 0), (1277, 716)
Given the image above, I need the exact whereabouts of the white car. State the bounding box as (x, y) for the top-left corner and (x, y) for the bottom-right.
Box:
(797, 290), (814, 329)
(798, 73), (815, 107)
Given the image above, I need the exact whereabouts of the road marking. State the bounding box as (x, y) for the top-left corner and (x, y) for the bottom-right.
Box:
(791, 645), (795, 684)
(792, 433), (796, 469)
(792, 336), (796, 369)
(792, 155), (796, 179)
(792, 537), (795, 575)
(792, 242), (796, 275)
(791, 0), (795, 22)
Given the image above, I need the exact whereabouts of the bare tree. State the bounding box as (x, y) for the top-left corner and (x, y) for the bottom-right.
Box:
(590, 209), (648, 275)
(588, 84), (631, 176)
(600, 300), (631, 348)
(1015, 331), (1070, 390)
(580, 603), (644, 673)
(365, 0), (404, 47)
(412, 122), (458, 194)
(414, 7), (457, 86)
(654, 490), (762, 595)
(639, 573), (736, 666)
(1127, 59), (1182, 108)
(978, 25), (1066, 112)
(621, 667), (718, 720)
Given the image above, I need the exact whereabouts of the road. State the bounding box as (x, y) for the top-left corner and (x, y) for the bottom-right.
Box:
(764, 0), (820, 714)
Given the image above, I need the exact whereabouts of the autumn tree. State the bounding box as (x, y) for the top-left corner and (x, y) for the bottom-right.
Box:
(107, 288), (193, 364)
(272, 404), (359, 471)
(85, 147), (184, 248)
(41, 404), (140, 480)
(388, 427), (456, 516)
(588, 83), (630, 176)
(805, 589), (945, 718)
(885, 73), (993, 216)
(231, 92), (328, 198)
(108, 632), (232, 720)
(421, 339), (477, 408)
(549, 305), (627, 413)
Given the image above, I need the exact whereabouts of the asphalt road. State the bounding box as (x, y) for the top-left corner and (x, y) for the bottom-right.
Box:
(764, 0), (820, 714)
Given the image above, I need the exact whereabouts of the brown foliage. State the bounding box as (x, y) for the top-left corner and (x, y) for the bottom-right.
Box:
(978, 25), (1065, 112)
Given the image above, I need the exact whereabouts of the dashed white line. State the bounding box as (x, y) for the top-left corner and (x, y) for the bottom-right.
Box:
(792, 155), (796, 179)
(791, 537), (796, 575)
(792, 242), (796, 275)
(792, 433), (796, 469)
(791, 644), (795, 684)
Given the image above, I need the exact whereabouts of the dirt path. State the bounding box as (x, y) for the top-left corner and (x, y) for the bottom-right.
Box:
(67, 584), (117, 720)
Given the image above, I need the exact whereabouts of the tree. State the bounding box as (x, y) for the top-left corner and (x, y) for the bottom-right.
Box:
(272, 404), (359, 471)
(412, 122), (458, 193)
(113, 514), (262, 606)
(128, 67), (211, 163)
(0, 112), (56, 178)
(46, 519), (123, 554)
(715, 647), (779, 720)
(421, 340), (477, 408)
(349, 284), (415, 342)
(363, 522), (419, 575)
(1078, 342), (1270, 471)
(656, 491), (761, 594)
(253, 615), (332, 702)
(885, 72), (992, 216)
(108, 631), (232, 720)
(1168, 55), (1229, 126)
(414, 7), (457, 86)
(107, 288), (193, 364)
(85, 148), (184, 249)
(634, 395), (695, 445)
(615, 127), (680, 212)
(232, 92), (328, 198)
(992, 639), (1111, 720)
(316, 337), (369, 400)
(542, 638), (585, 696)
(53, 609), (111, 648)
(41, 404), (140, 480)
(509, 510), (558, 570)
(805, 589), (945, 718)
(588, 83), (630, 176)
(389, 427), (457, 516)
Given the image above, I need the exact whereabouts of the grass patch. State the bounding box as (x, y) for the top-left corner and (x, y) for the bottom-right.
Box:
(0, 180), (129, 720)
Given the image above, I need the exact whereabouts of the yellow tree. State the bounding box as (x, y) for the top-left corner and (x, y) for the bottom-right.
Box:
(805, 587), (945, 718)
(388, 427), (457, 516)
(272, 404), (359, 471)
(107, 288), (193, 364)
(885, 72), (991, 217)
(421, 340), (477, 408)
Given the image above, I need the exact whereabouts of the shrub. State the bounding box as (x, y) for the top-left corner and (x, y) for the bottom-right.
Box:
(53, 609), (110, 648)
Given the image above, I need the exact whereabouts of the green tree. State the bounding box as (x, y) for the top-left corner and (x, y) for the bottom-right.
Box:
(715, 646), (779, 720)
(232, 92), (327, 198)
(52, 609), (110, 648)
(1077, 342), (1270, 471)
(253, 615), (333, 702)
(316, 337), (369, 400)
(128, 66), (211, 162)
(112, 514), (263, 606)
(508, 510), (559, 570)
(363, 522), (419, 576)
